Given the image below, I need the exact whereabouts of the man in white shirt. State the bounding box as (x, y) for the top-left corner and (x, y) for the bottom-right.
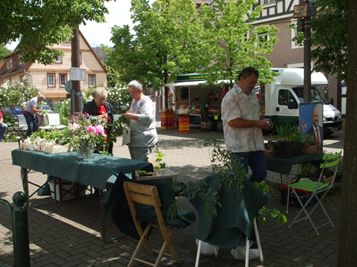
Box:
(222, 67), (273, 260)
(221, 67), (272, 183)
(23, 94), (45, 136)
(123, 80), (158, 161)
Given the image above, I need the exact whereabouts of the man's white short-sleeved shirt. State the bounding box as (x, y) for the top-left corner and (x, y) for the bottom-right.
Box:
(221, 85), (264, 153)
(25, 97), (38, 114)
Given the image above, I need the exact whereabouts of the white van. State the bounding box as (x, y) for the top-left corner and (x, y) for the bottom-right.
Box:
(262, 68), (342, 136)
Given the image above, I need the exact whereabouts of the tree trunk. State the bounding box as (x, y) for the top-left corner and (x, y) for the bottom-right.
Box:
(336, 75), (342, 111)
(337, 1), (357, 266)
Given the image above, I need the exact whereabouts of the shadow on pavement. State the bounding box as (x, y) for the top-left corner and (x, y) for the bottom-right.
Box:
(157, 128), (224, 140)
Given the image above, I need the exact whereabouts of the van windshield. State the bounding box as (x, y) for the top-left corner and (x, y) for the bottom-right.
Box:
(292, 86), (328, 104)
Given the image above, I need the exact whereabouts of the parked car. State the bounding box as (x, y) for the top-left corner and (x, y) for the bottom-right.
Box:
(3, 106), (23, 117)
(38, 103), (52, 112)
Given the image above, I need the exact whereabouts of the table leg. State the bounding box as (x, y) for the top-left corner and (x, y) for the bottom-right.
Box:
(286, 175), (292, 214)
(21, 167), (29, 206)
(100, 194), (107, 243)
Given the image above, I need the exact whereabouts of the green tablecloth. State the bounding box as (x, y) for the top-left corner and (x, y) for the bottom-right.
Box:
(11, 149), (149, 190)
(190, 175), (269, 249)
(267, 153), (322, 175)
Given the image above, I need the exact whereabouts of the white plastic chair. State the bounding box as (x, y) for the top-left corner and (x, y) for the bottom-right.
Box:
(40, 113), (66, 130)
(17, 114), (28, 131)
(195, 218), (263, 267)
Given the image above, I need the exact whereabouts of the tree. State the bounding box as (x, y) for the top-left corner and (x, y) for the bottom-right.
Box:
(105, 0), (277, 89)
(307, 0), (347, 80)
(0, 0), (110, 64)
(0, 45), (10, 59)
(337, 1), (357, 266)
(196, 0), (278, 84)
(105, 0), (205, 89)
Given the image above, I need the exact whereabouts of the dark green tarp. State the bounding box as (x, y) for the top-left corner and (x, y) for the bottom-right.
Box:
(190, 174), (269, 249)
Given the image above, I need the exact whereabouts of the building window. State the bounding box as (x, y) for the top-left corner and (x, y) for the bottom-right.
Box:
(55, 55), (62, 64)
(258, 32), (270, 43)
(7, 58), (13, 70)
(19, 56), (24, 65)
(59, 73), (67, 87)
(262, 0), (276, 6)
(88, 74), (96, 87)
(291, 20), (304, 49)
(47, 73), (56, 88)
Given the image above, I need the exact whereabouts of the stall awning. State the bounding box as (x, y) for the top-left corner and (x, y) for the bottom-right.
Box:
(165, 79), (230, 88)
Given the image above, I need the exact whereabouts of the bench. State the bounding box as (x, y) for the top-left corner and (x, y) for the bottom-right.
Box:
(39, 113), (66, 130)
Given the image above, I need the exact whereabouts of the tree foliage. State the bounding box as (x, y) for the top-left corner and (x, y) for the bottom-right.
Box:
(0, 81), (40, 109)
(105, 0), (277, 89)
(105, 0), (201, 89)
(310, 0), (347, 79)
(0, 45), (10, 59)
(196, 0), (278, 84)
(0, 0), (110, 64)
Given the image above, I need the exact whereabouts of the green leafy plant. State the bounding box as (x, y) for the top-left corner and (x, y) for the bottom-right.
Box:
(30, 129), (71, 145)
(169, 138), (287, 225)
(154, 150), (167, 170)
(0, 81), (40, 109)
(275, 124), (302, 143)
(169, 139), (247, 219)
(107, 87), (131, 114)
(254, 181), (287, 224)
(107, 115), (129, 145)
(55, 99), (71, 125)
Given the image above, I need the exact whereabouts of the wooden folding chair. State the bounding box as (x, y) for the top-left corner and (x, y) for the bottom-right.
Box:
(123, 181), (180, 267)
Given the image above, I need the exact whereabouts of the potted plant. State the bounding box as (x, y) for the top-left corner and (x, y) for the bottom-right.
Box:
(168, 139), (287, 225)
(274, 124), (303, 158)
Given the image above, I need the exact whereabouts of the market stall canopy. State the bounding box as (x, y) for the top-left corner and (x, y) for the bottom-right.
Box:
(165, 80), (231, 88)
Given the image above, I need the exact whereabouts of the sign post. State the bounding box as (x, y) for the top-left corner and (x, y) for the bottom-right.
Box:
(293, 0), (317, 103)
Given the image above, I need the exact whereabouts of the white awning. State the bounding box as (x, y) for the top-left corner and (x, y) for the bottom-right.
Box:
(165, 79), (231, 88)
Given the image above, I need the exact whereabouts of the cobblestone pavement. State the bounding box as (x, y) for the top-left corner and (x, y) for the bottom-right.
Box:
(0, 128), (344, 266)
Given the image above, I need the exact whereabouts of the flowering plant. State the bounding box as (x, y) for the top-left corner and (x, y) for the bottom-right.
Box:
(68, 113), (108, 157)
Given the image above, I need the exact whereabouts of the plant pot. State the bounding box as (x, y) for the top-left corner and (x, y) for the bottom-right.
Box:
(303, 143), (319, 154)
(293, 142), (304, 156)
(276, 141), (295, 158)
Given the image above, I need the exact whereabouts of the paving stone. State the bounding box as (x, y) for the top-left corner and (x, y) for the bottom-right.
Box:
(0, 128), (343, 266)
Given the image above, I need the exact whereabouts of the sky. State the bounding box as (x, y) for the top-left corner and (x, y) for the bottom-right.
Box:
(79, 1), (133, 48)
(6, 1), (133, 50)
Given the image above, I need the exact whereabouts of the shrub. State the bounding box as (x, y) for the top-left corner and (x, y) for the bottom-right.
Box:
(107, 86), (131, 114)
(0, 81), (40, 109)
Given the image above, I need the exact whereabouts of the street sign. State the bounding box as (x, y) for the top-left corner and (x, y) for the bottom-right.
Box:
(70, 67), (86, 81)
(293, 4), (307, 19)
(64, 81), (72, 93)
